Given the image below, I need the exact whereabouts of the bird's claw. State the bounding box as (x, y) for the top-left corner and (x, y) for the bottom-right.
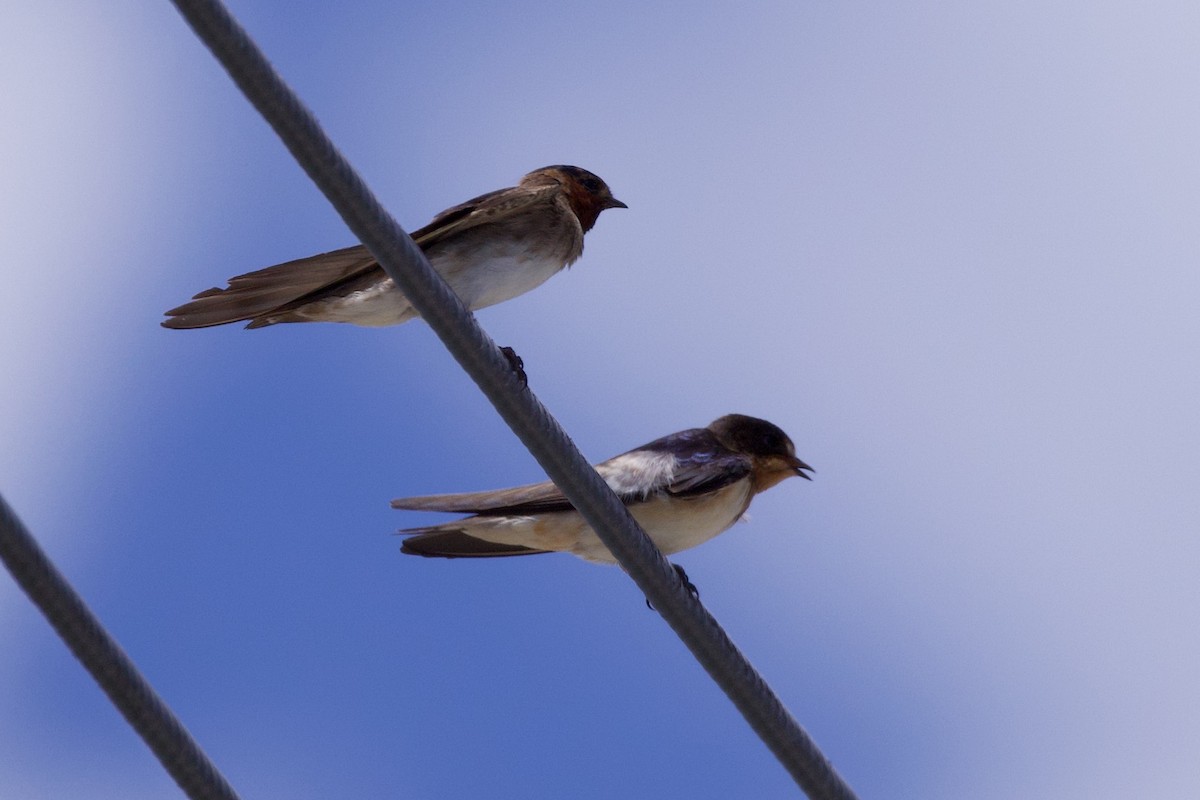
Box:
(499, 346), (527, 387)
(645, 563), (700, 610)
(673, 563), (700, 599)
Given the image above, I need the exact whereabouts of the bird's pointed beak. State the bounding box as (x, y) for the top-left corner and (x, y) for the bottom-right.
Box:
(606, 197), (628, 210)
(788, 455), (815, 481)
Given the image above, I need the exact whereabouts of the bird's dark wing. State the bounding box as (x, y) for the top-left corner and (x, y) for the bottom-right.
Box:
(391, 478), (573, 516)
(633, 428), (753, 499)
(162, 245), (377, 329)
(390, 429), (752, 518)
(162, 182), (565, 329)
(409, 183), (565, 250)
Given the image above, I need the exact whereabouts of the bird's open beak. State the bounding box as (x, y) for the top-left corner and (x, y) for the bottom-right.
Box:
(788, 456), (815, 481)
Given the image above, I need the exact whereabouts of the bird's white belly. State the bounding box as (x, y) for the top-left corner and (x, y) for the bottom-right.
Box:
(568, 479), (754, 564)
(452, 479), (753, 565)
(445, 251), (567, 311)
(308, 280), (416, 326)
(305, 249), (566, 327)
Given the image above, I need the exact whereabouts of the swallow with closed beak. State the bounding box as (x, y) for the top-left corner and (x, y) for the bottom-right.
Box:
(162, 165), (625, 329)
(393, 415), (812, 577)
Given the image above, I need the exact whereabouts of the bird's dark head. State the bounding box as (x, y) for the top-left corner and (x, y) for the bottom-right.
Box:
(522, 165), (626, 232)
(708, 414), (814, 490)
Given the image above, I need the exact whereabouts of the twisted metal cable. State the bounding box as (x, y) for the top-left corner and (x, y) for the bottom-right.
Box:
(159, 2), (856, 796)
(0, 494), (241, 800)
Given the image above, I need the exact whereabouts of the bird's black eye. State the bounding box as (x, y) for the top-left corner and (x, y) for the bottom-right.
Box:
(581, 176), (602, 193)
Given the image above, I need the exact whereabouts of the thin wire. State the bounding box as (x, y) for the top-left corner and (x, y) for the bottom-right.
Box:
(0, 494), (241, 800)
(158, 1), (858, 796)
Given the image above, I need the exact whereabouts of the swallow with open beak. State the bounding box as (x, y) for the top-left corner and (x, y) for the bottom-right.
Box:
(162, 165), (625, 329)
(393, 415), (812, 574)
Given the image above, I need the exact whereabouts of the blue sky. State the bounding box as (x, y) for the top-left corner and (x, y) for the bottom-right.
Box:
(3, 2), (1199, 797)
